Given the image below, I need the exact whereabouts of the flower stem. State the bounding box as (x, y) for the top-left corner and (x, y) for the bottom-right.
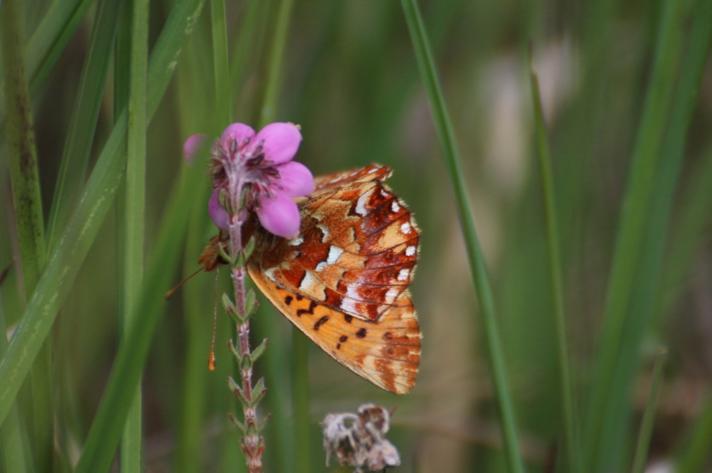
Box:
(226, 190), (265, 473)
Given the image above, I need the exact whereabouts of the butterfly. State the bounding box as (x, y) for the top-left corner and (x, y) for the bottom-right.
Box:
(199, 164), (421, 394)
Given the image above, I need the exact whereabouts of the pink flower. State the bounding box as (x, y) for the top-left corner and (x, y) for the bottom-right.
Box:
(182, 134), (206, 162)
(186, 122), (314, 239)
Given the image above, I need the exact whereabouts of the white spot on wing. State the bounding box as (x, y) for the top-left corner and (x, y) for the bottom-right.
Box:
(400, 222), (411, 234)
(327, 246), (344, 264)
(264, 268), (278, 282)
(341, 298), (357, 313)
(317, 223), (331, 242)
(315, 262), (327, 272)
(355, 190), (371, 216)
(346, 283), (360, 299)
(385, 287), (399, 304)
(397, 269), (410, 281)
(288, 236), (304, 246)
(406, 246), (416, 257)
(391, 201), (401, 213)
(299, 271), (318, 292)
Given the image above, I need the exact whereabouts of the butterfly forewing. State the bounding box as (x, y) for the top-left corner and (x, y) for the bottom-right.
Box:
(247, 164), (422, 394)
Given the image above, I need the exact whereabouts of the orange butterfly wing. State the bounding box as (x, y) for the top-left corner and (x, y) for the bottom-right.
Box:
(248, 164), (422, 394)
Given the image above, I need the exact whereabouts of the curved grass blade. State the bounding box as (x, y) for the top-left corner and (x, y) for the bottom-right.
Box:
(0, 0), (207, 430)
(0, 0), (93, 127)
(1, 0), (52, 465)
(46, 0), (123, 251)
(0, 306), (30, 473)
(400, 1), (526, 471)
(529, 60), (581, 473)
(630, 348), (666, 473)
(675, 394), (712, 473)
(252, 0), (300, 468)
(585, 1), (711, 469)
(76, 157), (206, 472)
(211, 0), (231, 124)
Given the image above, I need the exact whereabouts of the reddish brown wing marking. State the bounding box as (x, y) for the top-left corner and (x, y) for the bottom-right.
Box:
(247, 267), (421, 394)
(248, 164), (422, 393)
(251, 166), (420, 323)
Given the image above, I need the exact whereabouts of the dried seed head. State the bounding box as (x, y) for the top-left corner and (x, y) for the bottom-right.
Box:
(322, 404), (401, 472)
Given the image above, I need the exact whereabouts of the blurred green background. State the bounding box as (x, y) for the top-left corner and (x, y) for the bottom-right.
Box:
(1, 0), (711, 472)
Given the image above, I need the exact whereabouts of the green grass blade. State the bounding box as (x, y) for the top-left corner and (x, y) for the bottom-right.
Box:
(1, 0), (53, 466)
(0, 307), (30, 473)
(252, 0), (299, 468)
(211, 0), (231, 123)
(0, 0), (92, 125)
(585, 1), (710, 469)
(174, 23), (214, 473)
(120, 0), (150, 470)
(46, 0), (123, 251)
(630, 349), (666, 473)
(660, 147), (712, 316)
(115, 1), (133, 118)
(400, 1), (525, 472)
(585, 0), (683, 461)
(177, 196), (214, 473)
(676, 394), (712, 473)
(656, 1), (712, 319)
(229, 0), (263, 100)
(529, 63), (581, 473)
(293, 331), (311, 473)
(76, 158), (205, 473)
(258, 0), (294, 125)
(1, 0), (46, 303)
(0, 0), (207, 430)
(25, 0), (94, 92)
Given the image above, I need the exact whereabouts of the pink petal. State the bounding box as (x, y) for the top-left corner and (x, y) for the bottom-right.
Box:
(276, 161), (315, 197)
(256, 193), (301, 239)
(252, 122), (302, 164)
(183, 134), (206, 162)
(208, 190), (230, 230)
(219, 123), (255, 149)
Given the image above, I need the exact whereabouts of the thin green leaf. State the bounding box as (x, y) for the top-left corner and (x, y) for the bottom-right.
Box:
(211, 0), (231, 123)
(0, 0), (93, 126)
(400, 1), (526, 472)
(585, 1), (711, 469)
(76, 157), (206, 473)
(252, 0), (299, 469)
(258, 0), (294, 126)
(529, 61), (581, 473)
(47, 0), (123, 251)
(631, 349), (667, 473)
(1, 0), (46, 302)
(0, 307), (30, 473)
(676, 394), (712, 473)
(1, 0), (53, 466)
(292, 330), (311, 473)
(120, 0), (150, 470)
(25, 0), (94, 92)
(0, 0), (207, 430)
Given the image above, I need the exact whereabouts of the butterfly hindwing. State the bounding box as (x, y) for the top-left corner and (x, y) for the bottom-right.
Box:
(248, 268), (421, 394)
(247, 164), (422, 394)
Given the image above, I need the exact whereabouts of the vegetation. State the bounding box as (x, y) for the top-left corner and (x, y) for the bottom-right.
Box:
(1, 0), (711, 471)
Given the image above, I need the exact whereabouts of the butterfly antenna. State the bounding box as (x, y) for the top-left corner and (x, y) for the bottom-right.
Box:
(164, 266), (203, 300)
(208, 268), (220, 371)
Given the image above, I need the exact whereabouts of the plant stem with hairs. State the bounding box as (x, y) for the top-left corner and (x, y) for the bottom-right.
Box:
(223, 184), (267, 473)
(187, 121), (312, 473)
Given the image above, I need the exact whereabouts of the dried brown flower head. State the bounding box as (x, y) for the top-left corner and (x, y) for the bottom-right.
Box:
(322, 403), (401, 472)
